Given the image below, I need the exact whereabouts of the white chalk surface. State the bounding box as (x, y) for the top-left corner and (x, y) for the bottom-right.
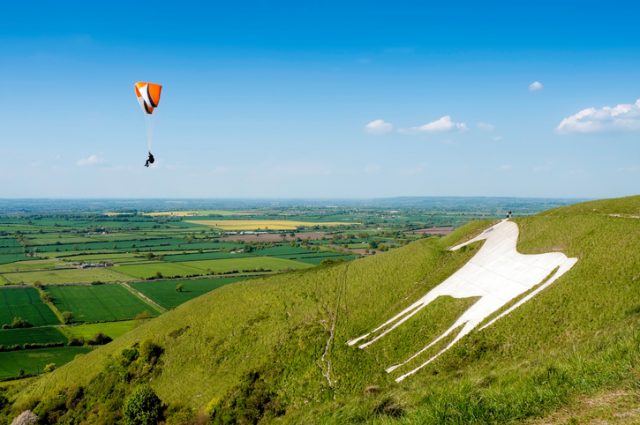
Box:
(348, 220), (577, 382)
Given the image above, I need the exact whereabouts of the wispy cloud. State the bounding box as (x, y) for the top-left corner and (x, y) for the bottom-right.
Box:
(76, 154), (103, 167)
(364, 119), (393, 134)
(528, 81), (544, 92)
(400, 116), (467, 134)
(477, 122), (496, 131)
(557, 98), (640, 134)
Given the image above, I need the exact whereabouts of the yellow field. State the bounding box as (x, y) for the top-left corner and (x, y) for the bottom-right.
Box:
(186, 219), (356, 231)
(144, 210), (249, 217)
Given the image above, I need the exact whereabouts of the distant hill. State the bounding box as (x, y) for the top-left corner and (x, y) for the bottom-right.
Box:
(1, 196), (638, 424)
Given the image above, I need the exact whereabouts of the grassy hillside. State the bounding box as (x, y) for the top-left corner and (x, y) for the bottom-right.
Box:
(1, 196), (639, 424)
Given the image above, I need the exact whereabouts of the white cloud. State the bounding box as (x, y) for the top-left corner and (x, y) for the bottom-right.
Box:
(364, 119), (393, 134)
(529, 81), (544, 92)
(477, 122), (496, 131)
(557, 99), (640, 134)
(76, 154), (103, 166)
(400, 116), (467, 134)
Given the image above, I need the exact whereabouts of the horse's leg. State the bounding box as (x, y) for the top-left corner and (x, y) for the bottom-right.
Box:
(349, 292), (440, 348)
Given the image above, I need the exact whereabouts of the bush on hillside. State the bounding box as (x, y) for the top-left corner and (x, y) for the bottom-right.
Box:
(209, 371), (285, 425)
(87, 333), (112, 346)
(123, 385), (163, 425)
(68, 337), (84, 346)
(139, 340), (163, 364)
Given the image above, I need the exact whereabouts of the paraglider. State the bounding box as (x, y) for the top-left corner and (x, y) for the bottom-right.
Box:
(134, 82), (162, 167)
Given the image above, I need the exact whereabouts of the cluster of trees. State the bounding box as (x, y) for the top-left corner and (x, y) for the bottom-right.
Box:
(0, 342), (64, 352)
(68, 332), (112, 347)
(1, 317), (32, 330)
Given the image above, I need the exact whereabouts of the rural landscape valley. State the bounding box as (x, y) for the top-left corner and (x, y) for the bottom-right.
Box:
(0, 198), (564, 382)
(0, 196), (639, 424)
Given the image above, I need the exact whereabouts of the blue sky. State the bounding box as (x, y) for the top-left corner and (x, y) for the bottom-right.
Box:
(0, 1), (638, 198)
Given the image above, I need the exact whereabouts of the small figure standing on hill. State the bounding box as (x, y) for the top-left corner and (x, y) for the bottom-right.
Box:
(144, 152), (155, 167)
(507, 211), (513, 219)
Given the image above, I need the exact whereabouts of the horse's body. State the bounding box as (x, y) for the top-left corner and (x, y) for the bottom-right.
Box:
(348, 220), (577, 382)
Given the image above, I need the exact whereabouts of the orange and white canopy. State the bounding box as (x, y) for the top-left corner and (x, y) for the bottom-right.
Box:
(134, 82), (162, 114)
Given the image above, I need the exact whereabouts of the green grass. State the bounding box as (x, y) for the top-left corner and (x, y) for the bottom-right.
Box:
(5, 196), (640, 425)
(45, 284), (159, 323)
(0, 259), (63, 273)
(25, 236), (95, 245)
(64, 321), (137, 340)
(180, 256), (312, 274)
(0, 327), (67, 346)
(130, 277), (247, 309)
(0, 254), (31, 265)
(116, 261), (206, 279)
(1, 268), (133, 285)
(0, 287), (60, 327)
(58, 253), (145, 264)
(0, 346), (90, 380)
(116, 257), (311, 279)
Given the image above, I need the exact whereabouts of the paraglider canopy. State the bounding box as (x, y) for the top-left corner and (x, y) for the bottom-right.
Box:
(134, 82), (162, 114)
(134, 82), (162, 166)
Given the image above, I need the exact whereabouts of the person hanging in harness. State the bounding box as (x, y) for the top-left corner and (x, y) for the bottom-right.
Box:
(144, 152), (155, 167)
(134, 82), (163, 168)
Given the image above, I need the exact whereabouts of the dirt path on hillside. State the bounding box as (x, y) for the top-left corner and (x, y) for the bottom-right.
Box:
(319, 263), (349, 389)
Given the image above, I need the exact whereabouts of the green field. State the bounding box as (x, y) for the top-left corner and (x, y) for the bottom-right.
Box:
(25, 236), (96, 245)
(0, 346), (90, 380)
(0, 259), (63, 273)
(0, 254), (31, 265)
(1, 268), (133, 285)
(180, 256), (312, 274)
(116, 261), (206, 279)
(131, 277), (247, 309)
(0, 327), (67, 346)
(0, 287), (60, 327)
(289, 253), (356, 265)
(64, 321), (137, 340)
(45, 284), (159, 323)
(58, 253), (146, 264)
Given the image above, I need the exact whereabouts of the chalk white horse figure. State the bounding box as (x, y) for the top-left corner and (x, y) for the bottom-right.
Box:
(348, 220), (578, 382)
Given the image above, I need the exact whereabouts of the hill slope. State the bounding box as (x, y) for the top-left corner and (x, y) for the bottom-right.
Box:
(1, 196), (639, 424)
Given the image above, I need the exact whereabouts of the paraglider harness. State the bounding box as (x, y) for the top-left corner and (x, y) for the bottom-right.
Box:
(145, 152), (155, 167)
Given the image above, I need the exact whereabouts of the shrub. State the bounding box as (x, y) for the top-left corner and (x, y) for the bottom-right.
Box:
(9, 317), (32, 329)
(373, 397), (404, 417)
(123, 385), (163, 425)
(43, 363), (56, 373)
(87, 333), (113, 346)
(0, 393), (8, 410)
(121, 347), (139, 365)
(175, 284), (184, 293)
(61, 311), (74, 324)
(139, 340), (163, 364)
(68, 337), (84, 346)
(209, 371), (285, 424)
